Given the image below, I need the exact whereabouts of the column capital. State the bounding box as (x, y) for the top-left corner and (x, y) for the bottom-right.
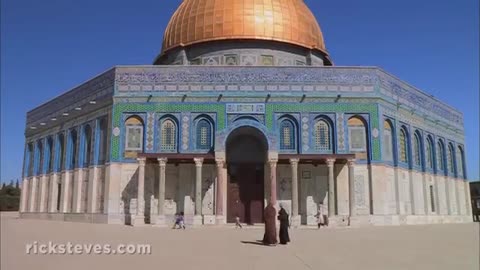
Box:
(347, 159), (356, 167)
(215, 158), (225, 166)
(194, 157), (204, 167)
(326, 158), (336, 167)
(137, 157), (146, 166)
(157, 157), (168, 166)
(268, 158), (278, 165)
(289, 158), (300, 166)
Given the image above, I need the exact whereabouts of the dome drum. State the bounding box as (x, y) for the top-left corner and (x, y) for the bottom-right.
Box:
(155, 39), (330, 66)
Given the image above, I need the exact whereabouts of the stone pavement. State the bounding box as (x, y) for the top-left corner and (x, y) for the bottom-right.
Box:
(1, 212), (479, 270)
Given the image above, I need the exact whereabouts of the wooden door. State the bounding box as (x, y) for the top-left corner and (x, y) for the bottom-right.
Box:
(227, 164), (264, 224)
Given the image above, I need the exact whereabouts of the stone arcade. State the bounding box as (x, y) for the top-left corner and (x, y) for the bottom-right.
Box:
(19, 0), (472, 227)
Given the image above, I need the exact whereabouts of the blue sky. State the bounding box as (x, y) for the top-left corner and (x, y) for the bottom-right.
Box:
(1, 0), (478, 182)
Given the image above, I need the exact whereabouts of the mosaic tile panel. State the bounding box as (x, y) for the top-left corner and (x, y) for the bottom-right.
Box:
(336, 113), (345, 151)
(265, 103), (380, 160)
(111, 103), (225, 160)
(146, 112), (154, 151)
(181, 113), (190, 151)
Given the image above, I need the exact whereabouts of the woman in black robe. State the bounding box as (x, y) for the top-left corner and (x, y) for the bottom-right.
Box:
(263, 203), (277, 246)
(278, 204), (290, 245)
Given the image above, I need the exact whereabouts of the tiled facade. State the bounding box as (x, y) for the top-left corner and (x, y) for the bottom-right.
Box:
(19, 66), (472, 227)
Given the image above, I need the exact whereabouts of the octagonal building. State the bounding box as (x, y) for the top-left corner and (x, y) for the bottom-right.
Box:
(19, 0), (472, 227)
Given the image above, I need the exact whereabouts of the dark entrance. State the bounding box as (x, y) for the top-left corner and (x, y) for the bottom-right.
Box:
(226, 126), (267, 224)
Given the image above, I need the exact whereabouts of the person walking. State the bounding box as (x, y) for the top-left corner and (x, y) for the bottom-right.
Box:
(278, 204), (290, 245)
(263, 203), (277, 246)
(316, 203), (325, 229)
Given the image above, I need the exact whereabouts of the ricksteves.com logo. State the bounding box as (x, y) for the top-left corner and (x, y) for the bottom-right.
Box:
(26, 241), (151, 255)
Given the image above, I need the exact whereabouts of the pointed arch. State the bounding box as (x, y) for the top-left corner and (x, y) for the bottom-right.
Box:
(383, 120), (394, 162)
(413, 131), (422, 167)
(82, 124), (93, 167)
(57, 133), (65, 171)
(159, 116), (178, 152)
(437, 140), (445, 172)
(98, 118), (108, 165)
(68, 129), (78, 169)
(195, 116), (214, 151)
(36, 140), (44, 175)
(46, 137), (54, 173)
(27, 143), (34, 176)
(314, 116), (333, 152)
(279, 116), (298, 151)
(425, 135), (435, 169)
(456, 146), (465, 178)
(447, 143), (455, 174)
(347, 115), (368, 160)
(398, 126), (409, 164)
(125, 116), (144, 158)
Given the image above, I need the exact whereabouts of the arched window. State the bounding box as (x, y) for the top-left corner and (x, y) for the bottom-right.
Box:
(27, 143), (34, 176)
(457, 146), (465, 178)
(37, 140), (44, 175)
(196, 119), (213, 150)
(399, 128), (408, 163)
(314, 119), (331, 151)
(98, 119), (108, 165)
(280, 119), (296, 150)
(160, 119), (177, 152)
(69, 129), (78, 169)
(347, 117), (367, 154)
(413, 132), (421, 166)
(448, 143), (455, 174)
(47, 137), (54, 173)
(125, 116), (144, 155)
(426, 136), (434, 169)
(83, 125), (93, 167)
(383, 120), (394, 161)
(58, 134), (65, 171)
(437, 141), (445, 171)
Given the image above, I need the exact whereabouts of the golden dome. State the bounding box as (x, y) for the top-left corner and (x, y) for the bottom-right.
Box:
(161, 0), (328, 55)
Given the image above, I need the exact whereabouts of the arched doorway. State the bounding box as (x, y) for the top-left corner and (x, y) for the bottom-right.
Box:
(226, 126), (267, 224)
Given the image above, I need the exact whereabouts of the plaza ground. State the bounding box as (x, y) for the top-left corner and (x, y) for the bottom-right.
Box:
(1, 212), (479, 270)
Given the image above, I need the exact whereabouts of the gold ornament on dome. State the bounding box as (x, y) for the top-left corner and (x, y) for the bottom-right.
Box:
(161, 0), (329, 56)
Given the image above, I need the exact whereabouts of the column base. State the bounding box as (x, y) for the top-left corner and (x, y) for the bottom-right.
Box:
(202, 215), (216, 225)
(290, 215), (301, 228)
(152, 215), (167, 227)
(131, 215), (146, 226)
(192, 215), (203, 226)
(215, 215), (226, 225)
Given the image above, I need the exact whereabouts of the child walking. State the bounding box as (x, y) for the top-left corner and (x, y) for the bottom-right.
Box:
(172, 212), (186, 229)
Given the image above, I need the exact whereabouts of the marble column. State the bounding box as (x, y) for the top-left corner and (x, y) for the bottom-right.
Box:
(29, 176), (38, 212)
(193, 158), (204, 225)
(49, 173), (59, 212)
(39, 174), (49, 212)
(348, 159), (356, 217)
(87, 167), (99, 213)
(326, 158), (336, 217)
(269, 158), (278, 205)
(132, 157), (146, 226)
(464, 180), (472, 216)
(215, 157), (226, 224)
(155, 158), (168, 226)
(20, 178), (29, 212)
(454, 179), (461, 215)
(60, 171), (72, 213)
(445, 177), (452, 215)
(73, 169), (84, 213)
(290, 158), (300, 227)
(422, 174), (429, 215)
(408, 170), (416, 215)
